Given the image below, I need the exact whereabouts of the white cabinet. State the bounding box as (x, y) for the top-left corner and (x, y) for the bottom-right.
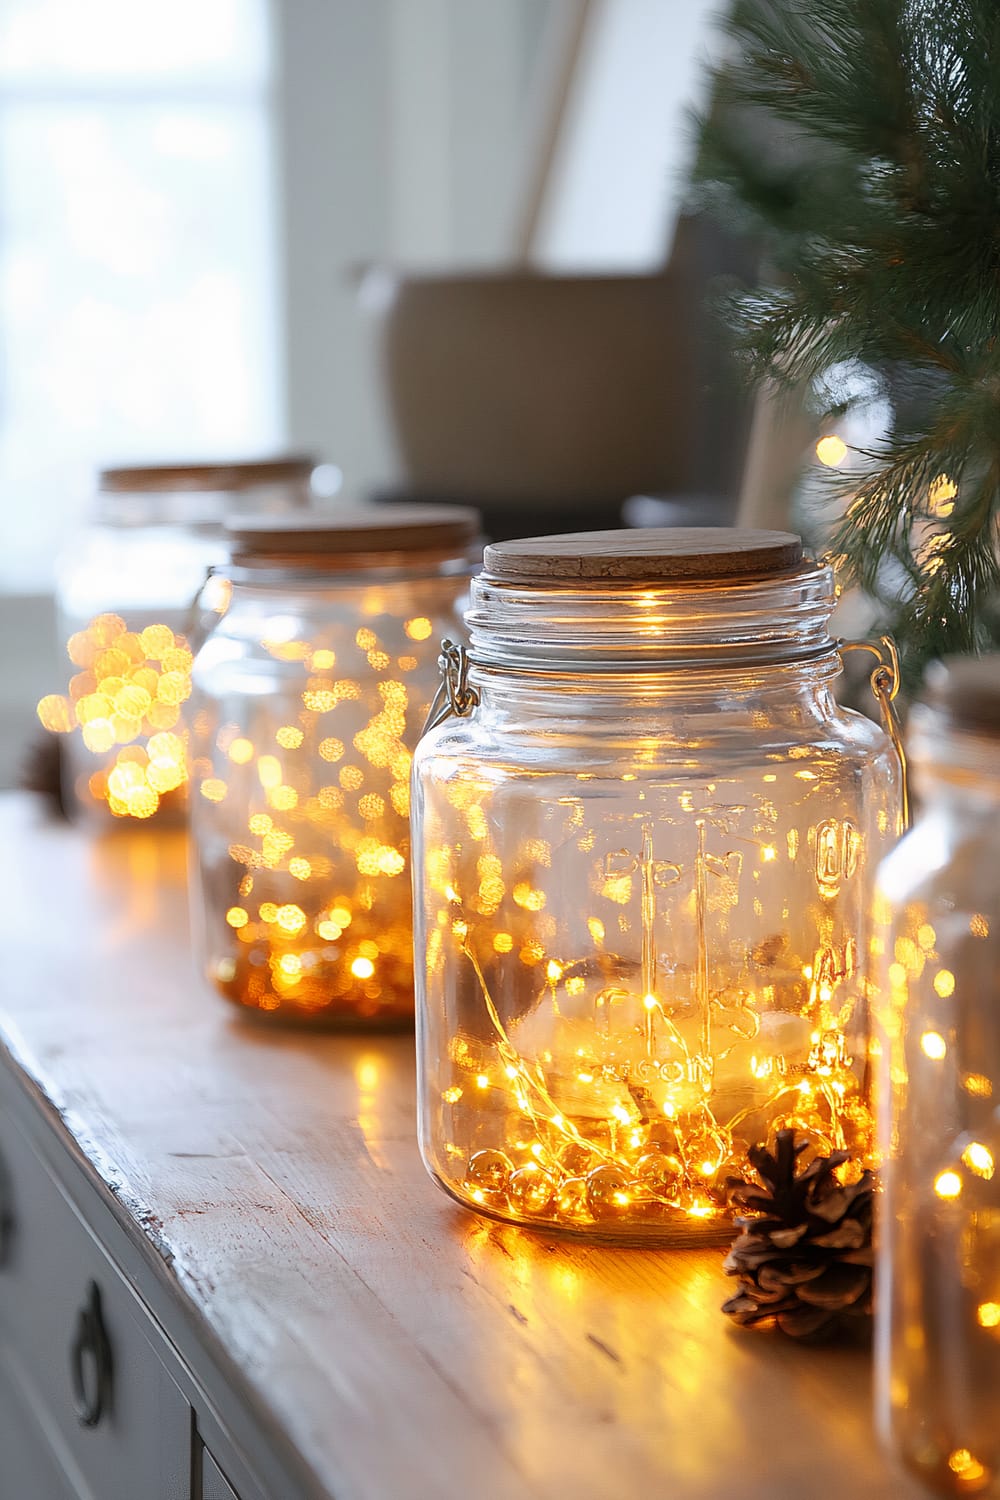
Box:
(203, 1448), (242, 1500)
(0, 1347), (82, 1500)
(0, 1067), (252, 1500)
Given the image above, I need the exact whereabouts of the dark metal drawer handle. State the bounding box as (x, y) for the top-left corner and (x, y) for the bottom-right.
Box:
(70, 1280), (113, 1428)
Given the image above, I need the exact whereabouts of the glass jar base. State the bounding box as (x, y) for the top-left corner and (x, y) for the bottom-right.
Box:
(430, 1170), (735, 1248)
(898, 1446), (997, 1498)
(212, 980), (415, 1031)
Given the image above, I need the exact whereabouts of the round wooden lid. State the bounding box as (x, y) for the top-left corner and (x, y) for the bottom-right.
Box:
(225, 504), (481, 561)
(923, 655), (1000, 736)
(99, 456), (315, 492)
(482, 527), (804, 584)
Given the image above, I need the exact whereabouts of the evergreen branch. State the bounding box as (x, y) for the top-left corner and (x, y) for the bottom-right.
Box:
(695, 0), (1000, 689)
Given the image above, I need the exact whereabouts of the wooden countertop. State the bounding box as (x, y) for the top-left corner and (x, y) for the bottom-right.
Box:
(0, 793), (921, 1500)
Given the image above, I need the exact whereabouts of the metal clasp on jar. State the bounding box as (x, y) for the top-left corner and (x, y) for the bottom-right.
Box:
(422, 640), (480, 734)
(839, 634), (909, 828)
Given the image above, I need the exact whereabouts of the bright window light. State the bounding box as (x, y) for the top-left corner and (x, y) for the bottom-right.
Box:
(0, 0), (281, 589)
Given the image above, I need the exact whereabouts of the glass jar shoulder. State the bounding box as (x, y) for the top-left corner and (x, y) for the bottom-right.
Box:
(58, 523), (225, 623)
(414, 698), (895, 780)
(878, 806), (1000, 912)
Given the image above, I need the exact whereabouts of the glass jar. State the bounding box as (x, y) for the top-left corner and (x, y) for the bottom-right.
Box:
(39, 457), (314, 823)
(189, 505), (481, 1028)
(874, 657), (1000, 1496)
(412, 528), (903, 1244)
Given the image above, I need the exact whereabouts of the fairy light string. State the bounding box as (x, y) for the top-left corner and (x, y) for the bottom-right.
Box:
(436, 800), (874, 1235)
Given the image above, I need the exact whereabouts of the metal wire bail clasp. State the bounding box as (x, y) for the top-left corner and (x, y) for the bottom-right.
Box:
(422, 640), (480, 735)
(838, 634), (910, 829)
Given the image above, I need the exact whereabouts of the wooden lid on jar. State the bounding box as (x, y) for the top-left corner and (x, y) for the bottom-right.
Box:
(922, 655), (1000, 736)
(482, 527), (804, 584)
(99, 457), (315, 492)
(225, 504), (482, 564)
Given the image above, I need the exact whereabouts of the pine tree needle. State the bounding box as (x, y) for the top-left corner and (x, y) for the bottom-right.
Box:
(694, 0), (1000, 686)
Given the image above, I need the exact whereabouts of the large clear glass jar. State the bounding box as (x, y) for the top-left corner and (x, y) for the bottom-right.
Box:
(412, 528), (902, 1244)
(189, 505), (480, 1028)
(874, 657), (1000, 1496)
(40, 457), (314, 823)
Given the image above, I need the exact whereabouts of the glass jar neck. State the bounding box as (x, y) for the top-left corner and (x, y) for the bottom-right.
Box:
(95, 483), (309, 531)
(465, 560), (836, 674)
(225, 549), (476, 593)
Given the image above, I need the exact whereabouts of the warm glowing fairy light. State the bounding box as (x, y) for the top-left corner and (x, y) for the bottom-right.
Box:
(978, 1303), (1000, 1329)
(921, 1031), (947, 1061)
(275, 903), (307, 934)
(964, 1074), (993, 1099)
(934, 1170), (962, 1199)
(405, 617), (434, 641)
(433, 799), (885, 1237)
(962, 1142), (995, 1179)
(948, 1451), (986, 1483)
(816, 434), (848, 467)
(38, 612), (194, 817)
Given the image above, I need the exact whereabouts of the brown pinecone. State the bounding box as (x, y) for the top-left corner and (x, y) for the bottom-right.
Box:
(721, 1128), (874, 1340)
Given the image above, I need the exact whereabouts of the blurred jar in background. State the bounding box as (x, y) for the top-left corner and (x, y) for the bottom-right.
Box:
(38, 457), (314, 823)
(189, 505), (480, 1029)
(875, 657), (1000, 1497)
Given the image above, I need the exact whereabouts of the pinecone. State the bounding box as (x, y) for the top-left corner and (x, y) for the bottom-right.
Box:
(721, 1129), (874, 1340)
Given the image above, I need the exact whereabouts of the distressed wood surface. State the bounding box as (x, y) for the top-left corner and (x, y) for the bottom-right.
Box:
(0, 794), (920, 1500)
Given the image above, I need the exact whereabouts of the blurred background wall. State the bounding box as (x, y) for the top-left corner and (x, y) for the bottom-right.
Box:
(0, 0), (721, 784)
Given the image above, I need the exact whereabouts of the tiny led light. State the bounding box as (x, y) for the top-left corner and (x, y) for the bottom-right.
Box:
(921, 1031), (947, 1060)
(934, 1170), (962, 1199)
(962, 1142), (995, 1179)
(816, 434), (848, 467)
(948, 1451), (986, 1483)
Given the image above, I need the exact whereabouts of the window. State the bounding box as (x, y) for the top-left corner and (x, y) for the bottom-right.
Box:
(0, 0), (281, 589)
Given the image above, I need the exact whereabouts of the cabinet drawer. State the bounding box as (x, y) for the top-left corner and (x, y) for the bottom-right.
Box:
(203, 1447), (242, 1500)
(0, 1345), (80, 1500)
(0, 1092), (191, 1500)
